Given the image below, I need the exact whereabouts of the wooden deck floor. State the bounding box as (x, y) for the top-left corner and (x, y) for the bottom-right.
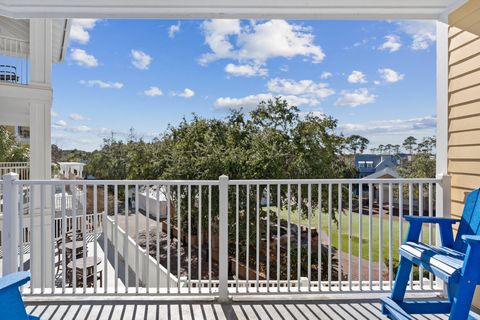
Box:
(25, 298), (449, 320)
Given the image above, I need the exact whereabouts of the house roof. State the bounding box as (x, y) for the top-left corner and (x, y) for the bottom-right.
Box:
(362, 167), (399, 179)
(0, 0), (468, 20)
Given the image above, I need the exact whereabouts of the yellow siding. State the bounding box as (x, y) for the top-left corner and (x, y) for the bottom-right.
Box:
(449, 3), (480, 307)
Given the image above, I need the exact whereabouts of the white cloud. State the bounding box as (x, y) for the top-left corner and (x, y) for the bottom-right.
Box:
(347, 70), (367, 84)
(378, 68), (405, 83)
(379, 35), (401, 53)
(172, 88), (195, 98)
(320, 71), (332, 79)
(144, 86), (163, 97)
(51, 110), (59, 117)
(267, 78), (334, 102)
(70, 48), (98, 67)
(397, 20), (436, 50)
(199, 19), (325, 66)
(70, 19), (99, 44)
(53, 120), (67, 128)
(280, 65), (289, 72)
(69, 113), (90, 121)
(225, 63), (267, 77)
(335, 88), (376, 107)
(131, 50), (152, 70)
(79, 80), (124, 89)
(214, 93), (312, 112)
(168, 22), (181, 38)
(340, 115), (436, 135)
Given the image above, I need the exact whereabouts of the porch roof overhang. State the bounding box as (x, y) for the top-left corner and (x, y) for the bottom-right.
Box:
(0, 0), (468, 20)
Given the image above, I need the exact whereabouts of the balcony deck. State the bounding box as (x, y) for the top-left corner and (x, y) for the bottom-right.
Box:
(25, 296), (448, 319)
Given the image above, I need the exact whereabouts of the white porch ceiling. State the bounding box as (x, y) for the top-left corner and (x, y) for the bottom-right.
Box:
(0, 0), (468, 20)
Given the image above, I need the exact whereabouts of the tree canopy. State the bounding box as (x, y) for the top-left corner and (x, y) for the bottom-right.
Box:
(0, 126), (29, 162)
(85, 98), (356, 181)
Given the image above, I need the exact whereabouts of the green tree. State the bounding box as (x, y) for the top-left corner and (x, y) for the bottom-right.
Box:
(345, 135), (369, 154)
(0, 126), (29, 162)
(402, 136), (417, 155)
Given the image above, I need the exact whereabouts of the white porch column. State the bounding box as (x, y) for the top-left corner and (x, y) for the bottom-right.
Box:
(29, 18), (53, 180)
(435, 20), (450, 295)
(435, 21), (450, 221)
(28, 18), (54, 289)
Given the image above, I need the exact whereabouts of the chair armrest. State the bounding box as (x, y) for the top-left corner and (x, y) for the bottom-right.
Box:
(404, 216), (460, 225)
(404, 217), (459, 245)
(462, 235), (480, 244)
(0, 272), (31, 291)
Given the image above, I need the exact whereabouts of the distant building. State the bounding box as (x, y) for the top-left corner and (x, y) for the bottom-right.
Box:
(354, 154), (407, 179)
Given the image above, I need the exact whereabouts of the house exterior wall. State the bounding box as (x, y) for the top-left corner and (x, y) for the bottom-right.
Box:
(448, 13), (480, 224)
(448, 2), (480, 307)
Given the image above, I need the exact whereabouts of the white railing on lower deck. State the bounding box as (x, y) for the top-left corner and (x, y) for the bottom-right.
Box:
(0, 162), (29, 180)
(0, 36), (29, 85)
(0, 174), (445, 299)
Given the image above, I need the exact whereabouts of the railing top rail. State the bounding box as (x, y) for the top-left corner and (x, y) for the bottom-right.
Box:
(0, 35), (29, 43)
(0, 162), (29, 167)
(12, 179), (220, 186)
(7, 177), (442, 186)
(229, 178), (441, 184)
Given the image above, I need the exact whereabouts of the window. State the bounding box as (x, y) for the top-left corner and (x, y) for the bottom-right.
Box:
(366, 161), (374, 168)
(358, 161), (365, 168)
(17, 126), (30, 139)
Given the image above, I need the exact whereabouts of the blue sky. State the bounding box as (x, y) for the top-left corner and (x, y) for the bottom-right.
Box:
(51, 19), (437, 151)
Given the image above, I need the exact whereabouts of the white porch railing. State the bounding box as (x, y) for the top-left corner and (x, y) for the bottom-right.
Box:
(0, 162), (29, 180)
(0, 36), (29, 85)
(0, 174), (445, 300)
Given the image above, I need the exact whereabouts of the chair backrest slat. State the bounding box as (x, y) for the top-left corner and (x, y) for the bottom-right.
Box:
(453, 188), (480, 252)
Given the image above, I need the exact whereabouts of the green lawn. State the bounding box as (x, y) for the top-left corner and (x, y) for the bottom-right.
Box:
(276, 208), (435, 263)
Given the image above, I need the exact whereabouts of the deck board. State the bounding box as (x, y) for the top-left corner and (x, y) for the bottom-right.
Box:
(25, 299), (450, 320)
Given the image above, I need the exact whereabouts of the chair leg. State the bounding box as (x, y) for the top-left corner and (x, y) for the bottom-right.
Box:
(390, 257), (413, 301)
(449, 278), (476, 320)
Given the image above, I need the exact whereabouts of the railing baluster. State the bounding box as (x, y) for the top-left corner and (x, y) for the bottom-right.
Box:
(126, 184), (130, 293)
(348, 183), (352, 291)
(277, 184), (281, 292)
(297, 183), (301, 291)
(429, 183), (434, 290)
(167, 185), (171, 293)
(419, 183), (424, 290)
(338, 183), (342, 291)
(40, 184), (45, 293)
(379, 182), (383, 291)
(287, 184), (291, 292)
(388, 183), (393, 290)
(307, 183), (312, 292)
(318, 183), (322, 292)
(177, 184), (181, 293)
(146, 185), (151, 293)
(328, 183), (332, 291)
(50, 184), (55, 294)
(368, 183), (373, 291)
(208, 185), (212, 294)
(113, 185), (118, 294)
(29, 184), (34, 293)
(198, 185), (202, 293)
(409, 183), (413, 290)
(187, 184), (191, 293)
(93, 185), (98, 294)
(82, 184), (87, 294)
(267, 184), (271, 292)
(358, 183), (363, 291)
(256, 184), (260, 292)
(235, 184), (239, 293)
(104, 184), (109, 293)
(156, 185), (160, 293)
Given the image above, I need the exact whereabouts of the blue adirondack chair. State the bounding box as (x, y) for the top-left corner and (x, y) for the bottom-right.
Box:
(382, 188), (480, 320)
(0, 272), (38, 319)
